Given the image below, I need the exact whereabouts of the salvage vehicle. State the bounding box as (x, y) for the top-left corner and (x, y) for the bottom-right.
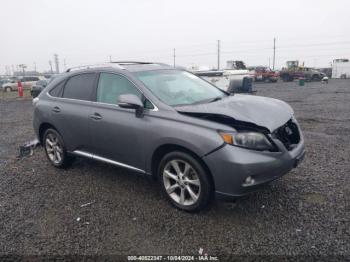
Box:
(33, 62), (305, 211)
(248, 66), (279, 82)
(191, 61), (253, 93)
(30, 79), (48, 98)
(2, 76), (43, 92)
(0, 78), (11, 89)
(279, 61), (325, 82)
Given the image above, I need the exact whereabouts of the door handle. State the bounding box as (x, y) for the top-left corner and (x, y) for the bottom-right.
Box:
(52, 106), (61, 113)
(90, 112), (102, 120)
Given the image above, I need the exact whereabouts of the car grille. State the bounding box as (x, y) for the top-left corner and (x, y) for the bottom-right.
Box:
(273, 119), (300, 150)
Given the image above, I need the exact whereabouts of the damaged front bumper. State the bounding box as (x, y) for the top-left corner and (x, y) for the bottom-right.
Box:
(202, 134), (305, 200)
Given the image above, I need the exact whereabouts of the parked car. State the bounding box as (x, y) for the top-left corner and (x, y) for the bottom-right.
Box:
(2, 76), (43, 92)
(279, 61), (325, 82)
(33, 62), (305, 211)
(0, 78), (11, 88)
(30, 79), (48, 98)
(248, 66), (279, 82)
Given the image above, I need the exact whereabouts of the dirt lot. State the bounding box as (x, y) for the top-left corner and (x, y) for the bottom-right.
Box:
(0, 80), (349, 259)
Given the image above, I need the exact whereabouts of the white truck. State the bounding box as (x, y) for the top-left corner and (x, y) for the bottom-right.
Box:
(190, 61), (253, 93)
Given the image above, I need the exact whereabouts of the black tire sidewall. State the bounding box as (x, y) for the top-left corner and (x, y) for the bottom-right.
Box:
(158, 151), (212, 212)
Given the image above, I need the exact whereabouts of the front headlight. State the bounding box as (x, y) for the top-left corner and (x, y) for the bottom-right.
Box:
(219, 131), (274, 151)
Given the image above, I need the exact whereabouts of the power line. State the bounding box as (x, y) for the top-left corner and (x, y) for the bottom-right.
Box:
(217, 40), (220, 70)
(273, 38), (276, 70)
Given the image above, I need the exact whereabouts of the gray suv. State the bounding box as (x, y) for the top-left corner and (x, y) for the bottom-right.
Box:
(33, 62), (305, 211)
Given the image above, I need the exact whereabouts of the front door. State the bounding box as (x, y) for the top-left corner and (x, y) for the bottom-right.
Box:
(88, 72), (150, 171)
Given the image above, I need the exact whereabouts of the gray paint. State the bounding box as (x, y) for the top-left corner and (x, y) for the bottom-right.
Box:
(176, 94), (294, 132)
(33, 64), (305, 199)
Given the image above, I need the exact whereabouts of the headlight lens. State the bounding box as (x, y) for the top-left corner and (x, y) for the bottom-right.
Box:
(219, 131), (274, 150)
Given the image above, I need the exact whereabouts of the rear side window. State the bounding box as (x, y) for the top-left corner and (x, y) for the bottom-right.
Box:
(49, 80), (65, 97)
(63, 73), (96, 101)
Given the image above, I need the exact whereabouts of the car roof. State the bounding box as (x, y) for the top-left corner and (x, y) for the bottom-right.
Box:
(65, 62), (174, 74)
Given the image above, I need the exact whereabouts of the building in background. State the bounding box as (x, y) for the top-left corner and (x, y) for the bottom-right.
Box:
(332, 59), (350, 78)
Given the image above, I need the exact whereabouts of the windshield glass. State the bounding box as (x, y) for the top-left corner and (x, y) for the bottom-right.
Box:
(134, 70), (226, 106)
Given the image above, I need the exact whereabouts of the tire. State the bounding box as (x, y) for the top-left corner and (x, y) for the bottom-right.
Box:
(158, 151), (213, 212)
(43, 128), (73, 168)
(5, 87), (12, 92)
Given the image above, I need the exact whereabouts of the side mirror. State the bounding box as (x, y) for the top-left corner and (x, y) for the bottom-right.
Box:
(118, 94), (143, 109)
(118, 94), (144, 118)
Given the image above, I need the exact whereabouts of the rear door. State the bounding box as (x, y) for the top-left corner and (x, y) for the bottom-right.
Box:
(88, 72), (151, 171)
(48, 73), (97, 152)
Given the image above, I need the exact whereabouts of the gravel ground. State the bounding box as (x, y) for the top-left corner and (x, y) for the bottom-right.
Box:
(0, 80), (349, 259)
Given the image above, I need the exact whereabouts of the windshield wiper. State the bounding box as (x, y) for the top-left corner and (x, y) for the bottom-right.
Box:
(174, 96), (224, 107)
(208, 96), (223, 103)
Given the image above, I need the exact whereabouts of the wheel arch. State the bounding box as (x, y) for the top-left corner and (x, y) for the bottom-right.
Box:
(150, 144), (216, 191)
(38, 122), (58, 144)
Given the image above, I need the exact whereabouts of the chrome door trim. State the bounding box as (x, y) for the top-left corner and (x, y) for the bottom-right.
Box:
(46, 92), (159, 112)
(73, 150), (146, 174)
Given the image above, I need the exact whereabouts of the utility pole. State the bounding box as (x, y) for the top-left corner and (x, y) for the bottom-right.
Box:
(109, 55), (112, 62)
(217, 40), (221, 70)
(63, 59), (67, 70)
(173, 48), (176, 67)
(273, 38), (276, 70)
(34, 62), (37, 72)
(54, 54), (59, 73)
(18, 64), (26, 77)
(49, 60), (53, 73)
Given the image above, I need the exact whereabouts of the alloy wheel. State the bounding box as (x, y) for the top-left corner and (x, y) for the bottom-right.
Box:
(163, 159), (201, 206)
(45, 133), (63, 165)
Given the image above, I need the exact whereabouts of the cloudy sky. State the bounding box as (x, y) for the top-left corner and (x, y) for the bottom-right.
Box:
(1, 0), (349, 74)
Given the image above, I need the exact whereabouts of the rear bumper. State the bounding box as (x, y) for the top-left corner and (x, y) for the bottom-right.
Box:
(203, 134), (305, 200)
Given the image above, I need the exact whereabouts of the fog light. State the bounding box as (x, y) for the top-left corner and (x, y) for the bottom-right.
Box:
(243, 176), (255, 187)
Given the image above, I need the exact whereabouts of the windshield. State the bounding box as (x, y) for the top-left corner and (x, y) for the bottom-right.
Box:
(134, 70), (227, 106)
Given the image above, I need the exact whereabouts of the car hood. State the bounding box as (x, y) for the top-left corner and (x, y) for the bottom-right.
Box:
(176, 94), (294, 132)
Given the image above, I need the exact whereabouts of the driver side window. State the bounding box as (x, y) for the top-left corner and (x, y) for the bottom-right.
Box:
(97, 73), (141, 105)
(96, 73), (154, 109)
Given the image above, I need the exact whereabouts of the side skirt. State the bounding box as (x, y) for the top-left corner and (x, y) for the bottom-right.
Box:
(72, 150), (146, 174)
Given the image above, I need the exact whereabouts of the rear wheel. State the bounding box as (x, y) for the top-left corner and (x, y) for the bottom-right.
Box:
(5, 87), (12, 92)
(43, 128), (73, 168)
(158, 151), (213, 211)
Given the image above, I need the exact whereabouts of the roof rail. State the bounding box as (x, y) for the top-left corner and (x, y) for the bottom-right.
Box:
(65, 63), (125, 72)
(112, 61), (170, 67)
(111, 61), (153, 65)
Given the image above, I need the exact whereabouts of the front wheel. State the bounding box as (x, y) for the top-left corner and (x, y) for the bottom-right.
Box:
(158, 151), (213, 211)
(5, 87), (12, 92)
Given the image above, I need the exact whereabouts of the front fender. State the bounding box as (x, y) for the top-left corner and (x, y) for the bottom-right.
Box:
(144, 122), (224, 174)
